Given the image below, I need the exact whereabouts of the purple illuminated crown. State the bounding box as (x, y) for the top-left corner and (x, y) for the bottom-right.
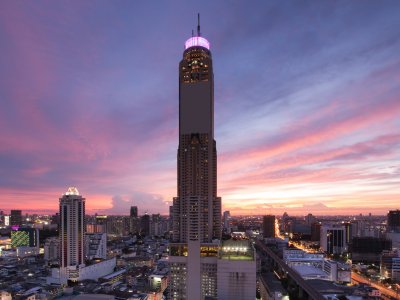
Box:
(184, 13), (210, 50)
(185, 36), (210, 50)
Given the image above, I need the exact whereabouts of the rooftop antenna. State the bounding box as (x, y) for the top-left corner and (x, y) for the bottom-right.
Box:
(192, 29), (194, 37)
(197, 13), (201, 36)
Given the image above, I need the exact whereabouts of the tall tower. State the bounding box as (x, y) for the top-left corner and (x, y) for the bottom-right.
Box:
(172, 16), (221, 244)
(59, 187), (85, 268)
(170, 16), (221, 300)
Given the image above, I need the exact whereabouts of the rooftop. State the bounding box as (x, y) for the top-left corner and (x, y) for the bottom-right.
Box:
(219, 239), (254, 261)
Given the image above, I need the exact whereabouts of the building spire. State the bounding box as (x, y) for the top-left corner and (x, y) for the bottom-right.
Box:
(197, 13), (201, 36)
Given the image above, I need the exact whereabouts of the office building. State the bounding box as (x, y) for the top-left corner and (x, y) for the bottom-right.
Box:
(320, 225), (347, 255)
(10, 210), (22, 226)
(262, 215), (276, 238)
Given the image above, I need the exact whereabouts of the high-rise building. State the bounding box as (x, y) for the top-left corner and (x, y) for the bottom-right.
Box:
(262, 215), (276, 238)
(169, 18), (222, 300)
(59, 187), (85, 268)
(48, 188), (116, 285)
(140, 214), (150, 236)
(169, 18), (255, 300)
(10, 210), (22, 226)
(387, 210), (400, 232)
(130, 206), (138, 218)
(171, 19), (221, 245)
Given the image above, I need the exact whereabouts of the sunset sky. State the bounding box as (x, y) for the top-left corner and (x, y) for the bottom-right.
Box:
(1, 1), (399, 216)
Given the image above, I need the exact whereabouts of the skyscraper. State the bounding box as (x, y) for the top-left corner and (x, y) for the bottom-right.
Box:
(262, 215), (276, 238)
(59, 187), (85, 268)
(172, 19), (221, 244)
(48, 188), (116, 285)
(170, 17), (221, 300)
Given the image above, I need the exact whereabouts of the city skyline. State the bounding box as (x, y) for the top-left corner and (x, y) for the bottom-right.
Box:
(1, 2), (400, 216)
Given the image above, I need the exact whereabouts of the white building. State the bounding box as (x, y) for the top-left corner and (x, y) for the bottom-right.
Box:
(217, 240), (256, 300)
(283, 249), (324, 268)
(60, 187), (85, 268)
(320, 224), (347, 254)
(284, 249), (350, 283)
(47, 187), (117, 285)
(85, 233), (107, 260)
(47, 257), (116, 285)
(44, 237), (60, 263)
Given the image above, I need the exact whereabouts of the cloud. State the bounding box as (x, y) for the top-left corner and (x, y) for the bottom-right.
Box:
(102, 192), (168, 215)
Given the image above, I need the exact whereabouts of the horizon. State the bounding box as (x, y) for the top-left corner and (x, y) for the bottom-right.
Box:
(1, 2), (400, 216)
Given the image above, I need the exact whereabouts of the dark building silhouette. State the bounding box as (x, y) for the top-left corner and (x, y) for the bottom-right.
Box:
(350, 236), (392, 263)
(387, 210), (400, 232)
(130, 206), (139, 234)
(10, 210), (22, 226)
(130, 206), (138, 218)
(140, 214), (150, 236)
(262, 215), (275, 238)
(310, 222), (322, 241)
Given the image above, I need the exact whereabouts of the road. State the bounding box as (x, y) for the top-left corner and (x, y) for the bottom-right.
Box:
(352, 272), (400, 299)
(254, 239), (325, 300)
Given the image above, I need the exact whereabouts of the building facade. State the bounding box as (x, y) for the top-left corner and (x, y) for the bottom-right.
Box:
(169, 20), (222, 300)
(320, 225), (347, 255)
(387, 210), (400, 232)
(11, 227), (39, 248)
(10, 210), (22, 226)
(85, 233), (107, 260)
(59, 187), (85, 268)
(262, 215), (276, 238)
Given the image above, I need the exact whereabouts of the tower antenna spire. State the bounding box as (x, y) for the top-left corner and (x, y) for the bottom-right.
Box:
(197, 13), (201, 36)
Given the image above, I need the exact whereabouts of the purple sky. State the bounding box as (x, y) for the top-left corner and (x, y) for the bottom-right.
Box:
(0, 1), (400, 215)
